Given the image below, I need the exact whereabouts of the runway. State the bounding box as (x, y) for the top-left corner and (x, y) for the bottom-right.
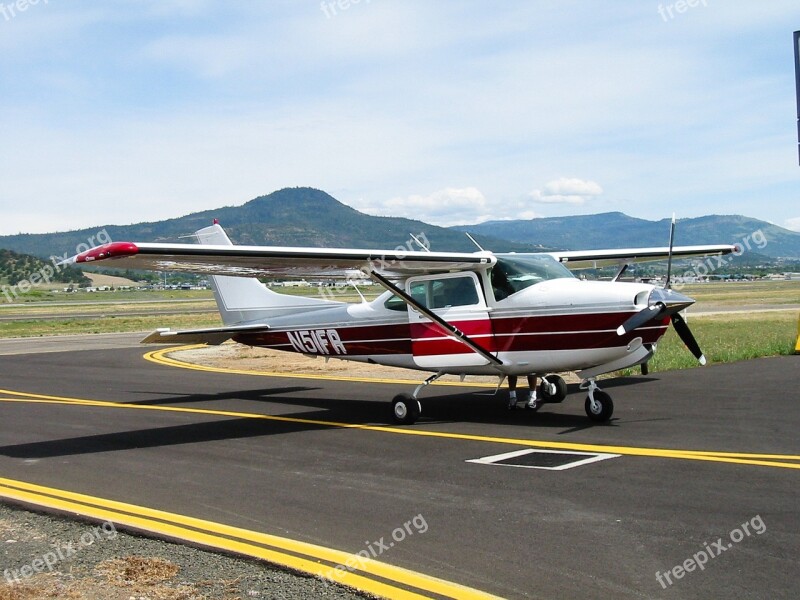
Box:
(0, 338), (797, 599)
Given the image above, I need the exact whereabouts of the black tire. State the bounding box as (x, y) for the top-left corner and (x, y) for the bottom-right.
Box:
(541, 375), (567, 403)
(585, 391), (614, 422)
(391, 393), (420, 425)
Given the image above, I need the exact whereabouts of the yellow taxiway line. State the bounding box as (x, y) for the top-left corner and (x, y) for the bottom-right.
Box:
(0, 476), (501, 600)
(1, 349), (794, 598)
(1, 388), (799, 470)
(140, 346), (800, 470)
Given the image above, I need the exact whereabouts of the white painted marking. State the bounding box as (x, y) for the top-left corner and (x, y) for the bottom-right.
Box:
(466, 448), (620, 471)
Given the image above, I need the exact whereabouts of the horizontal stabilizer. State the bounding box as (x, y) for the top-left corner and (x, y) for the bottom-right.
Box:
(141, 323), (270, 346)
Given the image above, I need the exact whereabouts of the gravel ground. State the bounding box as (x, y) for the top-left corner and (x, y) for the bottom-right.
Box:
(0, 502), (373, 600)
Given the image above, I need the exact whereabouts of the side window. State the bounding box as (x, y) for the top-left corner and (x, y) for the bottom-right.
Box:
(431, 277), (479, 308)
(406, 276), (480, 310)
(384, 294), (406, 312)
(409, 281), (428, 307)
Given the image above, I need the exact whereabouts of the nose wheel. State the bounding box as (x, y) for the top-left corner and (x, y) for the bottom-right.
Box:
(582, 379), (614, 422)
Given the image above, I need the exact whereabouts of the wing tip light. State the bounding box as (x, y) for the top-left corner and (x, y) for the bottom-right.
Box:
(75, 242), (139, 263)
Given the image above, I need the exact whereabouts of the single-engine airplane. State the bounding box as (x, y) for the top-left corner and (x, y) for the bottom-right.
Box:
(62, 220), (735, 424)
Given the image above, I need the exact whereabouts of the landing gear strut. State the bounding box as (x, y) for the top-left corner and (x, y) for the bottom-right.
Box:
(540, 374), (567, 403)
(581, 379), (614, 422)
(390, 372), (444, 425)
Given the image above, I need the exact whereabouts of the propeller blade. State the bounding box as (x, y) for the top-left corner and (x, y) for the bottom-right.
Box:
(617, 303), (665, 336)
(671, 312), (707, 365)
(665, 213), (676, 289)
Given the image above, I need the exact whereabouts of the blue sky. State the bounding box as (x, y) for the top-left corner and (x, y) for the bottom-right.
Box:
(1, 0), (798, 236)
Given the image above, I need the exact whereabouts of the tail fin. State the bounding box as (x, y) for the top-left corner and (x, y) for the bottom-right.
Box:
(194, 223), (340, 325)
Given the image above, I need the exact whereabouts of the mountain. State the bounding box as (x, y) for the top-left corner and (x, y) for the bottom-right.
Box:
(0, 188), (535, 259)
(1, 191), (797, 262)
(0, 248), (90, 291)
(452, 212), (800, 259)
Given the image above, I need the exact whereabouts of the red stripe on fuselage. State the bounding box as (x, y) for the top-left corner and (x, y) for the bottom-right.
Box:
(235, 313), (669, 356)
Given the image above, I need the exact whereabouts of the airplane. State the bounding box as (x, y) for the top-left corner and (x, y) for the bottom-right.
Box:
(61, 219), (736, 425)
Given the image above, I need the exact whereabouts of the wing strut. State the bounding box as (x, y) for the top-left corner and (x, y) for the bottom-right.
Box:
(366, 269), (503, 367)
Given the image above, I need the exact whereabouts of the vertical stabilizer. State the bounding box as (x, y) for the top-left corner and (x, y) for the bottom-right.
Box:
(194, 224), (339, 325)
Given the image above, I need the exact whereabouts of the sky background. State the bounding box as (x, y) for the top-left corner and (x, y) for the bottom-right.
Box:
(0, 0), (798, 236)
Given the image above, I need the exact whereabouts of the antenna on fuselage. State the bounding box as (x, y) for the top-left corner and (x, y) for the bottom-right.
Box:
(352, 282), (368, 303)
(409, 234), (431, 252)
(464, 232), (486, 252)
(664, 213), (676, 289)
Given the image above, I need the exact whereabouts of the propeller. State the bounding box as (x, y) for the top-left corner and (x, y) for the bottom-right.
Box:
(670, 312), (706, 365)
(615, 212), (707, 365)
(616, 302), (665, 336)
(617, 297), (706, 365)
(664, 213), (676, 289)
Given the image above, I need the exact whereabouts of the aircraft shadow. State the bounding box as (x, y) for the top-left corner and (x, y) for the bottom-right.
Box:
(0, 417), (332, 459)
(126, 386), (321, 406)
(0, 377), (662, 458)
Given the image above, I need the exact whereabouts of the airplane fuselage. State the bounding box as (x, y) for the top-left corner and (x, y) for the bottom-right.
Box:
(234, 277), (670, 377)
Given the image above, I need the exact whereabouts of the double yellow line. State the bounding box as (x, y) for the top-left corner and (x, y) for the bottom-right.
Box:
(0, 472), (501, 599)
(1, 345), (798, 598)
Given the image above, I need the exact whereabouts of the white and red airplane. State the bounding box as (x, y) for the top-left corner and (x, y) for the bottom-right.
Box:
(63, 221), (735, 424)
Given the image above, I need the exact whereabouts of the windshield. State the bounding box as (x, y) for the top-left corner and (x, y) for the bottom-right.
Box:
(490, 254), (574, 300)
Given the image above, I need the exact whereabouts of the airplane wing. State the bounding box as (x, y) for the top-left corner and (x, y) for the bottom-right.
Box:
(548, 244), (737, 270)
(60, 241), (495, 278)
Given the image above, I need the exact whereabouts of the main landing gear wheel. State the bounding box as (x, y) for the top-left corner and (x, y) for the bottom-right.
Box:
(391, 393), (421, 425)
(585, 391), (614, 422)
(540, 374), (567, 403)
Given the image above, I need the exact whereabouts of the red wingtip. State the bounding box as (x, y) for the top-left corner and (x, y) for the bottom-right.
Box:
(213, 218), (219, 225)
(75, 242), (139, 263)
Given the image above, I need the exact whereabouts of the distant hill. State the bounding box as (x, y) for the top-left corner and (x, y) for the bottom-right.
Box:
(452, 212), (800, 259)
(0, 188), (536, 259)
(0, 248), (90, 290)
(1, 190), (797, 262)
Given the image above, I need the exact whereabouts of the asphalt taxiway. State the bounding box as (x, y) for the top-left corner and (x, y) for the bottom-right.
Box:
(0, 337), (797, 599)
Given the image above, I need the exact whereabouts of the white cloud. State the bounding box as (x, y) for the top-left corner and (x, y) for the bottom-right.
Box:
(356, 187), (489, 226)
(1, 2), (798, 234)
(543, 178), (603, 197)
(784, 217), (800, 232)
(530, 178), (603, 205)
(351, 187), (543, 227)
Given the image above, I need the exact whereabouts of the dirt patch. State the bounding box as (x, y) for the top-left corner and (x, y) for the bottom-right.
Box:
(95, 556), (180, 586)
(170, 343), (579, 384)
(0, 565), (200, 600)
(83, 273), (138, 287)
(0, 503), (369, 600)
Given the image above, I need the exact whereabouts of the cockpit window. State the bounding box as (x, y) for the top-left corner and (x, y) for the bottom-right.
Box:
(383, 275), (481, 311)
(384, 294), (406, 312)
(490, 254), (574, 301)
